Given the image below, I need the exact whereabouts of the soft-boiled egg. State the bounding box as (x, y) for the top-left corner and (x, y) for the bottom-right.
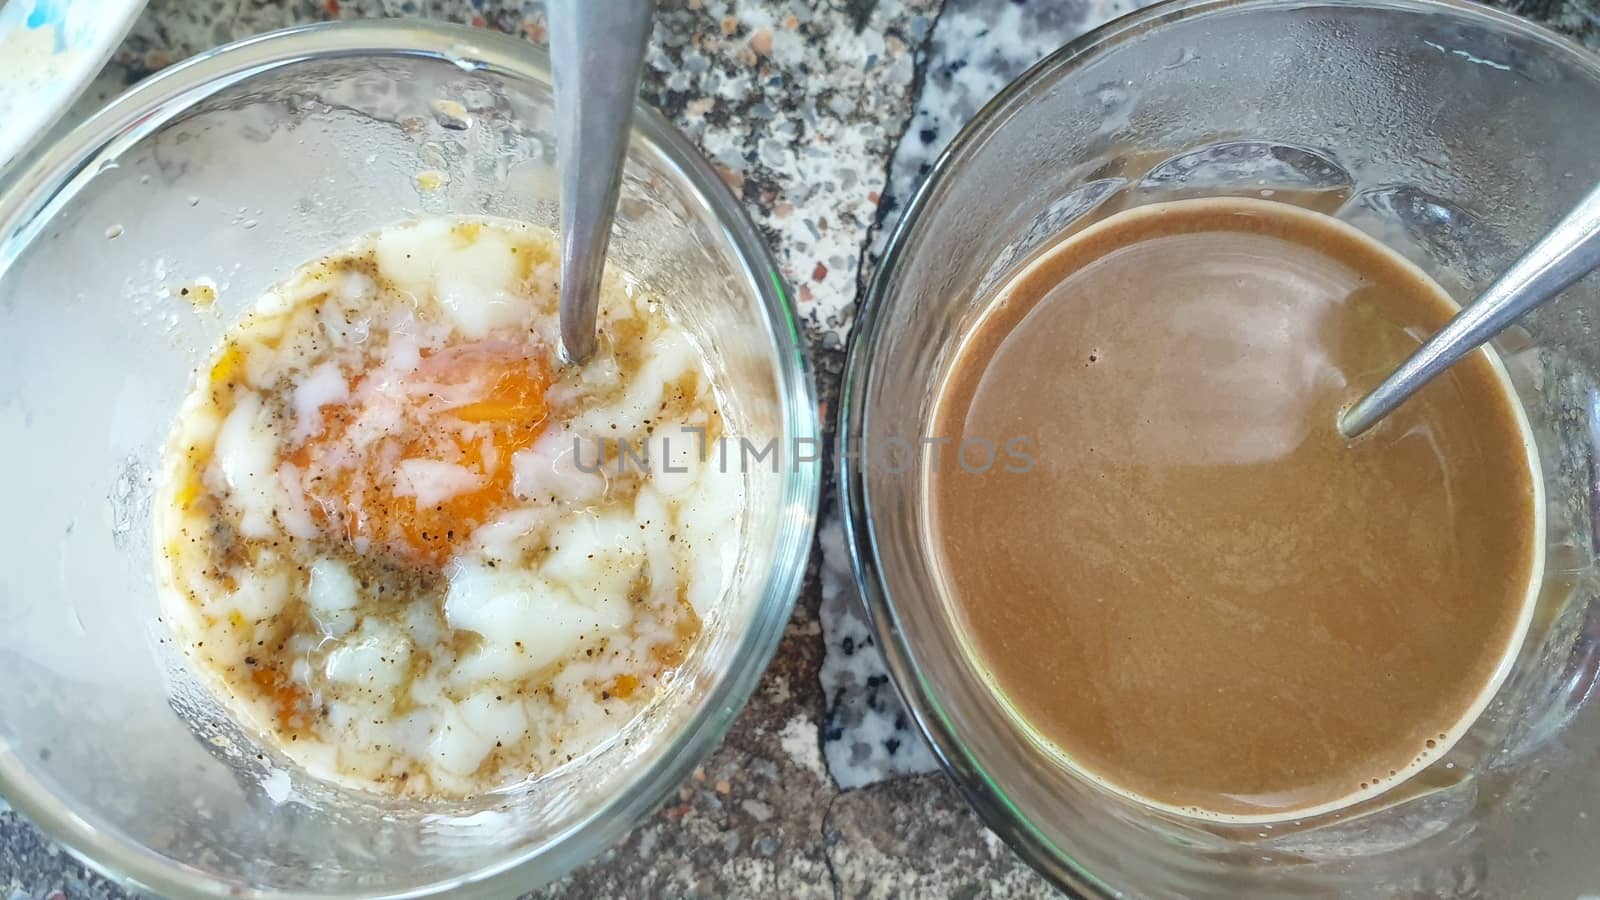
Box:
(155, 218), (742, 796)
(290, 340), (552, 566)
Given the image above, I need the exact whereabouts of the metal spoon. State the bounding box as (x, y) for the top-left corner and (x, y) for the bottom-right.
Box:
(547, 0), (655, 364)
(1340, 182), (1600, 437)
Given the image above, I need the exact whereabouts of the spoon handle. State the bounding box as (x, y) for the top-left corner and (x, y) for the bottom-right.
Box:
(1340, 182), (1600, 437)
(548, 0), (655, 364)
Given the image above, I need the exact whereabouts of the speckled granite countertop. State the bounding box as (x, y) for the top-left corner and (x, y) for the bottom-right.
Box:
(4, 0), (1599, 897)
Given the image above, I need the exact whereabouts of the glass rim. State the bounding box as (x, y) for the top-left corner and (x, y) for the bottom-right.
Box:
(837, 0), (1600, 895)
(0, 19), (820, 900)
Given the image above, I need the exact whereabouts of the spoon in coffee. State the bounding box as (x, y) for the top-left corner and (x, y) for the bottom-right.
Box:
(547, 0), (655, 365)
(1340, 182), (1600, 437)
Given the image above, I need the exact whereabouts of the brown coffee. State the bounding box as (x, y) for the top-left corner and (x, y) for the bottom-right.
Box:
(928, 197), (1541, 821)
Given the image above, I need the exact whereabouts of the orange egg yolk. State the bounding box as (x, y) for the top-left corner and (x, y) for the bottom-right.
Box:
(291, 342), (551, 566)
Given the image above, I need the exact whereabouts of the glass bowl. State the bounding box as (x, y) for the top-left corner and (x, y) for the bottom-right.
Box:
(841, 0), (1600, 895)
(0, 20), (818, 899)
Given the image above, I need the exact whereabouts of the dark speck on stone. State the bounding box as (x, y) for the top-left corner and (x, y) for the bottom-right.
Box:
(846, 0), (876, 32)
(919, 127), (937, 144)
(886, 737), (901, 755)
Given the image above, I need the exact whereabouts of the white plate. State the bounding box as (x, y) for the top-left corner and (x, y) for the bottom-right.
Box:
(0, 0), (147, 171)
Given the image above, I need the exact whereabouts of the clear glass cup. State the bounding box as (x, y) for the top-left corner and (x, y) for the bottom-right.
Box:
(0, 20), (819, 899)
(841, 0), (1600, 894)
